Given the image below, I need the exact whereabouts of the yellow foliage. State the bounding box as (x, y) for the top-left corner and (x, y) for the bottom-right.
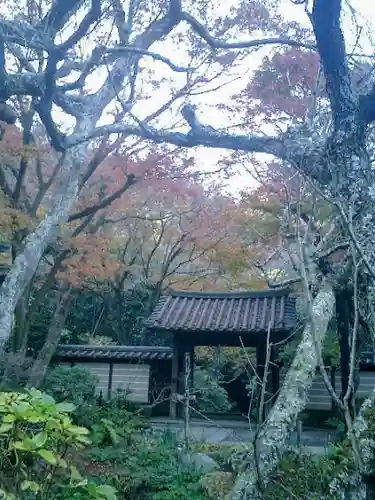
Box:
(195, 346), (256, 372)
(0, 208), (31, 239)
(36, 206), (46, 219)
(0, 190), (32, 239)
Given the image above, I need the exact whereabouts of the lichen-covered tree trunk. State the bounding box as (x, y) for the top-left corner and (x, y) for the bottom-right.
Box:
(231, 283), (335, 500)
(1, 285), (33, 387)
(27, 288), (72, 388)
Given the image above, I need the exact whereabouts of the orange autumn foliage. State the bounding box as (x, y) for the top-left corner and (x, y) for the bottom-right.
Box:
(58, 152), (269, 290)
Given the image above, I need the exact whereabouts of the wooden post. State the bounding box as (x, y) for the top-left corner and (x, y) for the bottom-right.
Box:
(176, 348), (186, 418)
(108, 362), (113, 399)
(190, 346), (195, 391)
(183, 351), (191, 448)
(170, 341), (179, 419)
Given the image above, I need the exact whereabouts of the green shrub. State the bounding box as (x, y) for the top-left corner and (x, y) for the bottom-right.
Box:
(194, 368), (233, 413)
(263, 445), (356, 500)
(90, 418), (124, 448)
(104, 436), (208, 500)
(0, 388), (117, 500)
(84, 407), (208, 500)
(88, 394), (147, 446)
(42, 364), (98, 404)
(42, 365), (99, 427)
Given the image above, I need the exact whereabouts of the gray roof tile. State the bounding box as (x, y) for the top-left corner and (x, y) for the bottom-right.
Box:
(146, 288), (297, 334)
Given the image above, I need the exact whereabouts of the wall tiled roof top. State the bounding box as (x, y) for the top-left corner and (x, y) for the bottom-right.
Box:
(55, 345), (173, 361)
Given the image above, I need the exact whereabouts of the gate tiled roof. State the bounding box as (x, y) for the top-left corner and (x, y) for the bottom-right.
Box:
(146, 288), (297, 334)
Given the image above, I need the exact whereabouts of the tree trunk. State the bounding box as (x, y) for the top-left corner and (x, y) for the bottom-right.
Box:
(12, 283), (30, 355)
(0, 282), (33, 389)
(230, 283), (335, 500)
(27, 288), (72, 388)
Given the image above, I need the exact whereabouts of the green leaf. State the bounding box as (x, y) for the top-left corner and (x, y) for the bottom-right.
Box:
(2, 414), (15, 423)
(101, 418), (114, 426)
(74, 435), (91, 446)
(32, 390), (55, 405)
(86, 483), (97, 495)
(76, 479), (88, 488)
(70, 465), (83, 482)
(20, 480), (40, 492)
(68, 425), (90, 435)
(13, 402), (31, 414)
(0, 423), (13, 433)
(38, 449), (58, 465)
(13, 441), (31, 451)
(0, 487), (15, 500)
(27, 415), (45, 423)
(95, 484), (118, 500)
(29, 431), (47, 449)
(108, 427), (120, 445)
(55, 402), (76, 413)
(27, 388), (42, 398)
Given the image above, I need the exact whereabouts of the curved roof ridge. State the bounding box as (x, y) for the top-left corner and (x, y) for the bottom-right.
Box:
(168, 287), (291, 299)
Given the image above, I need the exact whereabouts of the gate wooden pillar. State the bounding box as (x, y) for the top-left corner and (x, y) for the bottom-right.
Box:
(170, 340), (182, 418)
(170, 344), (178, 418)
(190, 346), (195, 392)
(170, 341), (194, 418)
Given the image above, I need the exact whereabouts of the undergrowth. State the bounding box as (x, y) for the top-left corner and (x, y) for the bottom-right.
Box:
(25, 365), (375, 500)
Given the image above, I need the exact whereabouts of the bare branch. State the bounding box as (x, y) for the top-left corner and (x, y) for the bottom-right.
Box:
(104, 46), (192, 73)
(67, 120), (294, 160)
(182, 11), (316, 51)
(57, 0), (101, 53)
(0, 20), (46, 50)
(68, 173), (136, 222)
(38, 0), (85, 35)
(91, 0), (183, 110)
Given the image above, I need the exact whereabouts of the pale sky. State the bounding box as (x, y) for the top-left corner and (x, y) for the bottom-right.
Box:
(187, 0), (375, 194)
(53, 0), (375, 196)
